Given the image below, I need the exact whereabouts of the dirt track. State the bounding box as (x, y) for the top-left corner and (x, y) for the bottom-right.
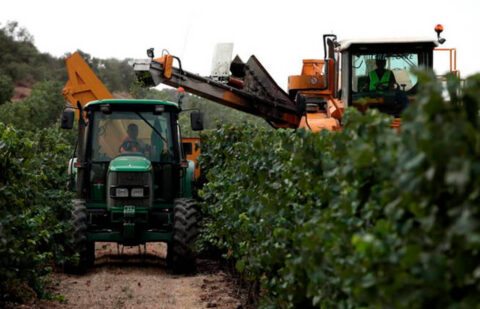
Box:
(39, 243), (242, 309)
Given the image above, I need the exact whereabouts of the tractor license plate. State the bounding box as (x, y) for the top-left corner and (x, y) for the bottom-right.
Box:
(123, 205), (135, 218)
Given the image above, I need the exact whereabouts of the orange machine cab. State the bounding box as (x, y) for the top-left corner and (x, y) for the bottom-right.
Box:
(182, 137), (201, 179)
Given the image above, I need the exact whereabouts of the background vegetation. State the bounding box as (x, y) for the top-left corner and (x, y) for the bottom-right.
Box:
(198, 73), (480, 308)
(0, 22), (76, 304)
(0, 124), (74, 303)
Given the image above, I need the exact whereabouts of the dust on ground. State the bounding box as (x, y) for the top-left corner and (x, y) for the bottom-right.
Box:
(35, 242), (243, 309)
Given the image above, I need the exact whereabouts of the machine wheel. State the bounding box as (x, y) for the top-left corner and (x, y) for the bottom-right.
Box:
(167, 198), (198, 274)
(64, 199), (94, 274)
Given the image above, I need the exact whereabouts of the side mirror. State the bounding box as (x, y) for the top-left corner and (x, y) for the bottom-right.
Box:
(61, 108), (75, 129)
(190, 111), (204, 131)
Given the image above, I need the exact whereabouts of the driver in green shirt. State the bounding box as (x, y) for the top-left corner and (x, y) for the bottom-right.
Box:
(366, 58), (397, 91)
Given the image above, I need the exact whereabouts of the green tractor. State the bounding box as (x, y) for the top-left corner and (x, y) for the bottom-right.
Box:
(60, 99), (203, 274)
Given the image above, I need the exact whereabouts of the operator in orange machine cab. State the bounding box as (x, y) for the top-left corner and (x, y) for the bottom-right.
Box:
(365, 57), (397, 91)
(119, 123), (145, 153)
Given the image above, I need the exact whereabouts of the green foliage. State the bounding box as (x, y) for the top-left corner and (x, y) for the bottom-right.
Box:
(0, 81), (65, 131)
(178, 93), (270, 137)
(0, 73), (13, 105)
(176, 92), (270, 137)
(74, 50), (135, 93)
(0, 124), (74, 303)
(199, 73), (480, 308)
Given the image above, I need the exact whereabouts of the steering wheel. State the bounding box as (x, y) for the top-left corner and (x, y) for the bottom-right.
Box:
(376, 81), (403, 91)
(375, 82), (390, 91)
(120, 140), (141, 152)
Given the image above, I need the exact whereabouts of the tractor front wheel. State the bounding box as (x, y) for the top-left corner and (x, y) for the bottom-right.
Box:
(167, 198), (198, 274)
(64, 199), (94, 274)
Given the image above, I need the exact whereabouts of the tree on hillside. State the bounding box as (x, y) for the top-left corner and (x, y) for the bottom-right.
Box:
(0, 21), (66, 84)
(1, 21), (34, 42)
(70, 50), (136, 93)
(99, 58), (136, 92)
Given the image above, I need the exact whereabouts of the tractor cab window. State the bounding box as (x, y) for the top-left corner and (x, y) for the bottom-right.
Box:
(90, 111), (174, 162)
(350, 51), (426, 116)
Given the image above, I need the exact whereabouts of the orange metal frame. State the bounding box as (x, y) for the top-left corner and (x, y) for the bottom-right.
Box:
(434, 48), (460, 77)
(62, 52), (114, 118)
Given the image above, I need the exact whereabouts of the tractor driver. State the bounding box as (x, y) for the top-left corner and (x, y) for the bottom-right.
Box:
(366, 58), (397, 92)
(119, 123), (145, 153)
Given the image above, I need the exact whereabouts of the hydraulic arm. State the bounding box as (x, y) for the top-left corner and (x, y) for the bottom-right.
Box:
(133, 54), (304, 128)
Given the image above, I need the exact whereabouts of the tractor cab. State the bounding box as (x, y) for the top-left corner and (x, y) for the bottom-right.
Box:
(338, 38), (437, 116)
(83, 100), (186, 205)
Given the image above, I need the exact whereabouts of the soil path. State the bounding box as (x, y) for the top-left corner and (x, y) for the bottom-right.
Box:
(42, 243), (242, 309)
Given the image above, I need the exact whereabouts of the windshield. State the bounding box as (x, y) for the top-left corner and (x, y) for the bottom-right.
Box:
(351, 51), (428, 116)
(90, 111), (174, 162)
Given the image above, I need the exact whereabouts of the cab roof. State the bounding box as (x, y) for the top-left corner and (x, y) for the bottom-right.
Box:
(339, 37), (438, 51)
(85, 99), (179, 110)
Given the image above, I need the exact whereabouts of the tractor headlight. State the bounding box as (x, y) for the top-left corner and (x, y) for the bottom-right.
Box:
(131, 188), (144, 198)
(115, 188), (129, 197)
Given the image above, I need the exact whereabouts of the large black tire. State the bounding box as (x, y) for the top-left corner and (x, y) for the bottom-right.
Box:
(167, 198), (198, 274)
(64, 199), (94, 274)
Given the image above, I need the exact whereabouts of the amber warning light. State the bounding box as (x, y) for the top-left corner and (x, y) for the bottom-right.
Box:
(435, 24), (446, 44)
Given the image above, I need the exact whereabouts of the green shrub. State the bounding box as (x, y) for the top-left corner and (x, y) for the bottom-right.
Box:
(0, 81), (65, 131)
(0, 73), (13, 105)
(0, 124), (74, 303)
(198, 73), (480, 308)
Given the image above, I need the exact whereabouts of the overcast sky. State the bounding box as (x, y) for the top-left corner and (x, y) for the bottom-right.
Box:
(1, 0), (479, 90)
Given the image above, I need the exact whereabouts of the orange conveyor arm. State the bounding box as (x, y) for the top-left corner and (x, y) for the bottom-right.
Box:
(63, 51), (303, 129)
(62, 52), (113, 117)
(133, 55), (303, 129)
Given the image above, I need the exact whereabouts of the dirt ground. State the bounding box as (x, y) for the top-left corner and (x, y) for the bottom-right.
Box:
(33, 242), (243, 309)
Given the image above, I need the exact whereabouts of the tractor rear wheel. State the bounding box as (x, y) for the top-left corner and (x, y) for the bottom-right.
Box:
(64, 199), (94, 274)
(167, 198), (198, 274)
